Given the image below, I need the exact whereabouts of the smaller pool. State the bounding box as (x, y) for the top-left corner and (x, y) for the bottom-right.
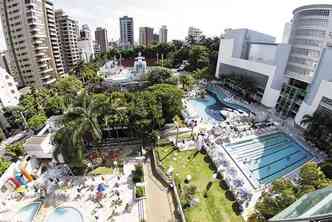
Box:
(45, 207), (84, 222)
(17, 202), (41, 222)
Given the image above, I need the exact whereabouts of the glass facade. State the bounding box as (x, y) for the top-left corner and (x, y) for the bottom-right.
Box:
(270, 186), (332, 221)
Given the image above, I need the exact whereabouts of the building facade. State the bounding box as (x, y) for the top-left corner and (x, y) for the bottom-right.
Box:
(78, 24), (94, 62)
(0, 67), (20, 108)
(139, 27), (154, 47)
(0, 0), (63, 87)
(216, 29), (291, 108)
(276, 4), (332, 125)
(55, 9), (80, 73)
(94, 27), (108, 53)
(119, 16), (134, 49)
(159, 25), (168, 43)
(153, 34), (159, 43)
(216, 4), (332, 128)
(188, 26), (203, 43)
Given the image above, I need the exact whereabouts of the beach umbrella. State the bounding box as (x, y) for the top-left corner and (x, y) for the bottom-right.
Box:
(97, 183), (106, 193)
(231, 179), (244, 187)
(227, 167), (238, 176)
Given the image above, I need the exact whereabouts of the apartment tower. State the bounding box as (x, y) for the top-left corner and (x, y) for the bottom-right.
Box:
(55, 9), (80, 73)
(120, 16), (134, 48)
(139, 27), (154, 47)
(159, 25), (168, 43)
(0, 0), (64, 87)
(94, 27), (108, 54)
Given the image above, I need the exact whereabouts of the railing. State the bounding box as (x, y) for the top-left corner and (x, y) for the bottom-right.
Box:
(150, 149), (186, 222)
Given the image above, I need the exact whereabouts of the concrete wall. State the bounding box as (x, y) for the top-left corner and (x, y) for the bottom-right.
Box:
(295, 48), (332, 125)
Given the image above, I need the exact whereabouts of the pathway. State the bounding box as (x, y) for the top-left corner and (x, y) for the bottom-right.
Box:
(144, 162), (176, 222)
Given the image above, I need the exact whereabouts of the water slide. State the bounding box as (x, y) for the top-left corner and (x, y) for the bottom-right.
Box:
(19, 160), (33, 182)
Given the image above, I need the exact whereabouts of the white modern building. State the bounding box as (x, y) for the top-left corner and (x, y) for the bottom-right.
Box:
(0, 0), (64, 87)
(55, 9), (80, 73)
(216, 4), (332, 127)
(159, 25), (168, 43)
(0, 67), (20, 108)
(188, 26), (203, 43)
(78, 25), (94, 62)
(276, 4), (332, 126)
(216, 28), (291, 108)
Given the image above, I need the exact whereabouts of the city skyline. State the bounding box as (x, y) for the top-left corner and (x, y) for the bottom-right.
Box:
(0, 0), (323, 50)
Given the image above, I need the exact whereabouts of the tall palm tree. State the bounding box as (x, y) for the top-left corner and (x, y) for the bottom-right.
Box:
(300, 114), (315, 128)
(54, 92), (109, 165)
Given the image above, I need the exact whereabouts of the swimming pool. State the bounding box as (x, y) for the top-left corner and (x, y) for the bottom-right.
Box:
(45, 207), (84, 222)
(207, 85), (251, 113)
(187, 94), (225, 124)
(16, 202), (42, 222)
(224, 133), (313, 185)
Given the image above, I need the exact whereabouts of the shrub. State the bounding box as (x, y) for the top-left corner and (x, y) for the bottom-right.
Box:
(136, 186), (145, 198)
(5, 143), (24, 159)
(132, 164), (144, 183)
(0, 157), (11, 175)
(320, 161), (332, 179)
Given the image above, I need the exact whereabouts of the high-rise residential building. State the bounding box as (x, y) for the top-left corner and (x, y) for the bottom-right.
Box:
(0, 67), (20, 108)
(120, 16), (134, 49)
(139, 27), (154, 47)
(0, 0), (64, 87)
(80, 24), (90, 41)
(159, 25), (168, 43)
(153, 34), (159, 43)
(93, 40), (101, 56)
(95, 27), (108, 53)
(78, 24), (94, 62)
(55, 9), (80, 73)
(187, 26), (203, 43)
(216, 4), (332, 128)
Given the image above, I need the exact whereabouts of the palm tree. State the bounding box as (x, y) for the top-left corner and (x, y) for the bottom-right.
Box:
(54, 92), (109, 165)
(300, 114), (315, 128)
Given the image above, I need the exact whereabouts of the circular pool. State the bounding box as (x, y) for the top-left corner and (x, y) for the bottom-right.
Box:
(45, 207), (84, 222)
(17, 202), (42, 222)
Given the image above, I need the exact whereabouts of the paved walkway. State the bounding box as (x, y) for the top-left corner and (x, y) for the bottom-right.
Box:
(144, 162), (176, 222)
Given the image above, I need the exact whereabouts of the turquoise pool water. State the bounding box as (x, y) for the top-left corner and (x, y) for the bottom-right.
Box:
(207, 85), (251, 113)
(45, 207), (84, 222)
(187, 95), (223, 124)
(17, 202), (41, 222)
(224, 133), (313, 185)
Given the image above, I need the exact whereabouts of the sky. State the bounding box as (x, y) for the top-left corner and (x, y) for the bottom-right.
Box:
(0, 0), (330, 50)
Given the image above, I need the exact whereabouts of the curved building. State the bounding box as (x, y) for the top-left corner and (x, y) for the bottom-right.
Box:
(276, 4), (332, 123)
(286, 4), (332, 83)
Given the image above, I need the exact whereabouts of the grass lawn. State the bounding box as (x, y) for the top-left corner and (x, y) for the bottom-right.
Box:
(157, 145), (244, 222)
(88, 167), (113, 176)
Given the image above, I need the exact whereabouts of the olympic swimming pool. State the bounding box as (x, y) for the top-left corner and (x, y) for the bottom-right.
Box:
(224, 132), (313, 185)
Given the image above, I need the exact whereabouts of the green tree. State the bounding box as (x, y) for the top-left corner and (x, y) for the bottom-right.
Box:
(320, 160), (332, 179)
(149, 84), (184, 123)
(186, 45), (209, 72)
(45, 95), (65, 116)
(28, 113), (47, 130)
(0, 157), (11, 175)
(146, 67), (173, 85)
(256, 179), (297, 219)
(180, 75), (195, 91)
(299, 161), (329, 190)
(55, 76), (84, 97)
(5, 143), (24, 159)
